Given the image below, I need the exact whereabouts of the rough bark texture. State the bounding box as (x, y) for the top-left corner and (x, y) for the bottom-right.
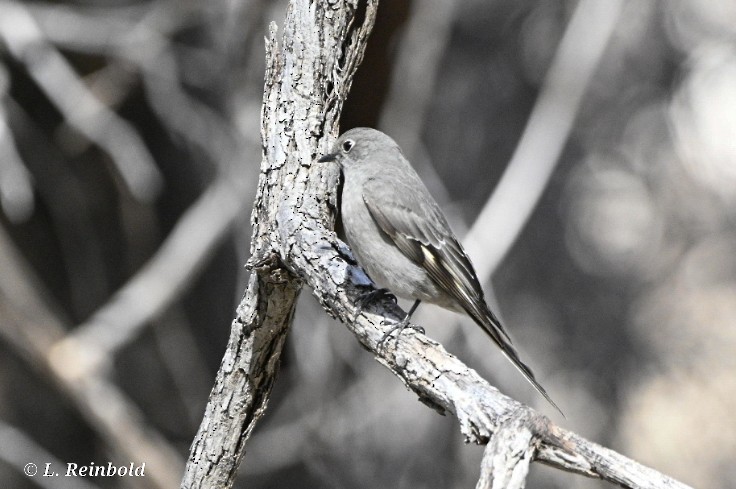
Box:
(180, 1), (378, 487)
(181, 1), (693, 488)
(476, 411), (535, 489)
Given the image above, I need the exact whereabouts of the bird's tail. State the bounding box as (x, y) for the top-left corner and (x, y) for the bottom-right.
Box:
(473, 308), (565, 417)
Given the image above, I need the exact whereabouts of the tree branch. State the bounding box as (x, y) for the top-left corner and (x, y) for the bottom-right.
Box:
(49, 176), (250, 373)
(180, 1), (379, 487)
(464, 0), (624, 280)
(181, 1), (692, 488)
(289, 224), (692, 489)
(476, 412), (535, 489)
(0, 225), (183, 489)
(0, 0), (162, 202)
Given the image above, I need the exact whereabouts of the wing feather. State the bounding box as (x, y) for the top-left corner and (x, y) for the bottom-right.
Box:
(362, 176), (509, 341)
(361, 175), (563, 415)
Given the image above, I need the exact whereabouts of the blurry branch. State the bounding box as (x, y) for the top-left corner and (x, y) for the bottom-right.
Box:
(0, 420), (102, 489)
(378, 0), (458, 161)
(244, 356), (411, 475)
(1, 0), (268, 486)
(27, 0), (256, 175)
(0, 225), (183, 489)
(49, 176), (251, 374)
(19, 0), (261, 367)
(25, 2), (186, 52)
(0, 90), (34, 223)
(151, 310), (213, 429)
(465, 0), (624, 281)
(0, 1), (162, 202)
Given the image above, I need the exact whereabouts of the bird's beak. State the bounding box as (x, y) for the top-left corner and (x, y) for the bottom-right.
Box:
(318, 153), (337, 163)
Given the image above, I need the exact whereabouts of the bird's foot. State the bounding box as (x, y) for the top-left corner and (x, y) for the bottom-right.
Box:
(377, 316), (425, 350)
(354, 288), (396, 319)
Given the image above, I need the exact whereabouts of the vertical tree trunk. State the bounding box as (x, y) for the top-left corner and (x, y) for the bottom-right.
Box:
(180, 2), (379, 487)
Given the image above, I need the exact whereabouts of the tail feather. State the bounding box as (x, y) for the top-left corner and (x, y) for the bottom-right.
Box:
(473, 310), (565, 417)
(497, 342), (565, 417)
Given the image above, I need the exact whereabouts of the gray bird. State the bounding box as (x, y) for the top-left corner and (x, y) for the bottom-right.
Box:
(319, 127), (561, 414)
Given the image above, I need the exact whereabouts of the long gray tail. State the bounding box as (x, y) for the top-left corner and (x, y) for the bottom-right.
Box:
(473, 308), (565, 417)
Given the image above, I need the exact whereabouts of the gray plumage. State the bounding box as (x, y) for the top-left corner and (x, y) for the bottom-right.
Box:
(319, 127), (561, 414)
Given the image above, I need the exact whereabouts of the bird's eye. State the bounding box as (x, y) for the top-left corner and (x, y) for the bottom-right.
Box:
(342, 139), (355, 152)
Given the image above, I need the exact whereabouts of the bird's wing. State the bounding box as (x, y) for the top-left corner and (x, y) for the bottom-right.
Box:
(362, 175), (563, 415)
(361, 176), (510, 343)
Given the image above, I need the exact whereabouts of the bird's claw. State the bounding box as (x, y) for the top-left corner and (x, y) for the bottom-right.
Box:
(353, 289), (423, 348)
(377, 317), (425, 350)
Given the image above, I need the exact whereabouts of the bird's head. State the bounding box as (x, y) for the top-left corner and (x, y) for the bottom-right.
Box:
(318, 127), (401, 175)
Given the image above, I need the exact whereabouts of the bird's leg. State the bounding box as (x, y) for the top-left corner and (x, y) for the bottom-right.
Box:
(404, 299), (422, 322)
(378, 299), (425, 349)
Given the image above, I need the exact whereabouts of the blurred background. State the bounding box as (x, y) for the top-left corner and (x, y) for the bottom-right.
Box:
(1, 0), (734, 488)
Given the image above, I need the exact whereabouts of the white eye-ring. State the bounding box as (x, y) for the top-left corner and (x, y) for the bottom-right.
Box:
(342, 139), (355, 152)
